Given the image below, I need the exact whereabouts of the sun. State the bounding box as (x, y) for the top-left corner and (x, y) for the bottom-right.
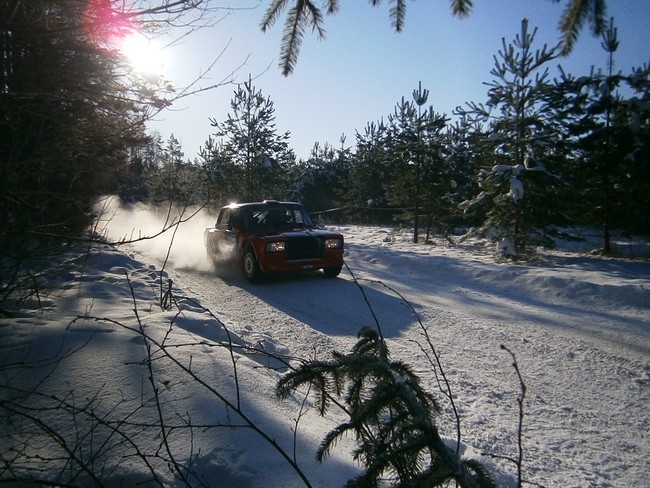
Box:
(120, 32), (167, 77)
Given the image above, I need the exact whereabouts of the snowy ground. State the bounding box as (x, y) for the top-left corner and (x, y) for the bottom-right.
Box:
(1, 210), (649, 487)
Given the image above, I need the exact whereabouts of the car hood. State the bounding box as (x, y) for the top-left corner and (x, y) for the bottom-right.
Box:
(249, 227), (341, 239)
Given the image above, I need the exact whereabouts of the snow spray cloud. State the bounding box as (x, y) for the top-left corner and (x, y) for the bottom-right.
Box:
(95, 196), (216, 271)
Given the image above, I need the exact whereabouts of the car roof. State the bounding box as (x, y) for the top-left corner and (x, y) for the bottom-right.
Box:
(223, 200), (302, 210)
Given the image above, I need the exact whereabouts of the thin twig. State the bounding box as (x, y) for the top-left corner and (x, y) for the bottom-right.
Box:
(501, 344), (526, 488)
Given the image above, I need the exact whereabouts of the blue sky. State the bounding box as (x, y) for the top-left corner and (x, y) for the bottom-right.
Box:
(148, 1), (650, 160)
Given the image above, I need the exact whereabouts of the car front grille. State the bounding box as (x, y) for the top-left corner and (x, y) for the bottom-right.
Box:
(285, 236), (322, 260)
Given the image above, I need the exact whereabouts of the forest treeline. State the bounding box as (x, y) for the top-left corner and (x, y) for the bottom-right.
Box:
(1, 0), (648, 281)
(132, 19), (649, 257)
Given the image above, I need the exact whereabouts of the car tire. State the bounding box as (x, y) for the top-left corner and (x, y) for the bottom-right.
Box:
(323, 266), (342, 278)
(242, 247), (262, 283)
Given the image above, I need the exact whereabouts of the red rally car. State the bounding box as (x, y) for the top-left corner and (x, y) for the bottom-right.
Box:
(204, 200), (344, 283)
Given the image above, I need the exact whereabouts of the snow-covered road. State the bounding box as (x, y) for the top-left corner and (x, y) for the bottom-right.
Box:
(5, 211), (648, 487)
(141, 224), (650, 487)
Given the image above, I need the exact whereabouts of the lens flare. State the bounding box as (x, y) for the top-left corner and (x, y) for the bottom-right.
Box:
(83, 0), (134, 46)
(83, 0), (165, 76)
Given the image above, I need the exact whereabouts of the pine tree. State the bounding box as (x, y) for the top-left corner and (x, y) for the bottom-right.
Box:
(261, 0), (608, 75)
(591, 18), (620, 253)
(347, 121), (392, 224)
(446, 117), (487, 231)
(292, 138), (351, 213)
(196, 136), (248, 207)
(456, 19), (563, 258)
(210, 77), (293, 201)
(277, 327), (497, 488)
(0, 0), (156, 262)
(384, 96), (420, 229)
(412, 82), (430, 243)
(557, 0), (608, 55)
(383, 92), (448, 241)
(622, 64), (650, 236)
(552, 19), (648, 251)
(145, 135), (204, 206)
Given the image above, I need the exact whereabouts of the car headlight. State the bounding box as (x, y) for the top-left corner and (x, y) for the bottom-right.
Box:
(266, 241), (286, 253)
(324, 238), (342, 249)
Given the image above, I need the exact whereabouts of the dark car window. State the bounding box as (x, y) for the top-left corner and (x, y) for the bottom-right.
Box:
(267, 209), (291, 225)
(228, 208), (240, 228)
(290, 206), (314, 226)
(290, 208), (309, 225)
(217, 209), (230, 229)
(238, 203), (315, 229)
(247, 209), (266, 228)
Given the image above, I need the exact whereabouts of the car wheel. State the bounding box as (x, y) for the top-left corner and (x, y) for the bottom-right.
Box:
(323, 266), (342, 278)
(242, 247), (261, 283)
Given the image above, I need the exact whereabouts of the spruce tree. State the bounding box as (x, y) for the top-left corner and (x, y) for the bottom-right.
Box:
(277, 327), (497, 488)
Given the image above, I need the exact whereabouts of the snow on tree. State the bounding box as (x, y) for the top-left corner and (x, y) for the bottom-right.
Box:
(455, 19), (567, 258)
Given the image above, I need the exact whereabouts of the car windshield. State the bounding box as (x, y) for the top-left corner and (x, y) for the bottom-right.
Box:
(245, 205), (313, 229)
